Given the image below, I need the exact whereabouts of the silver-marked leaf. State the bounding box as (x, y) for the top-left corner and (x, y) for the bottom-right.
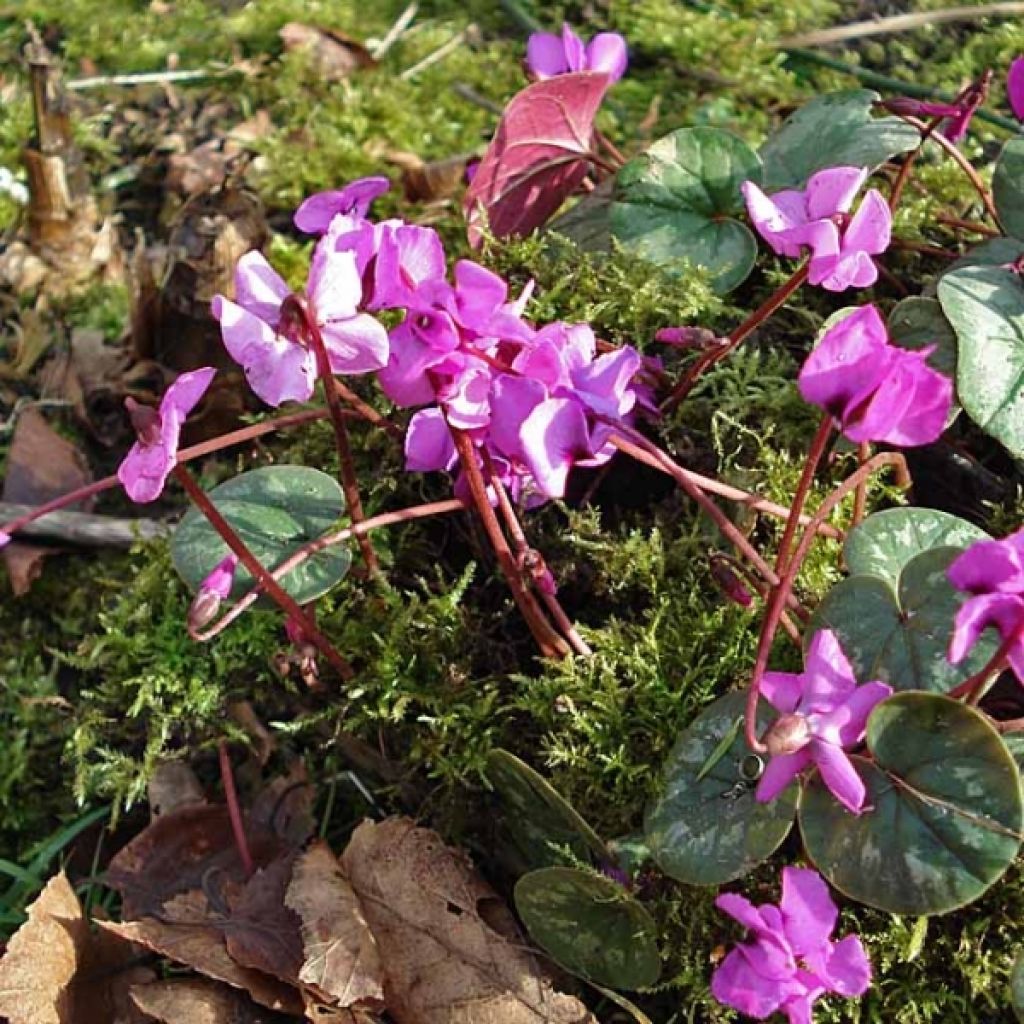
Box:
(514, 868), (660, 989)
(171, 466), (350, 605)
(843, 507), (987, 585)
(760, 89), (919, 190)
(994, 137), (1024, 241)
(938, 265), (1024, 458)
(609, 127), (761, 293)
(644, 691), (797, 885)
(946, 237), (1024, 276)
(809, 546), (999, 692)
(799, 693), (1022, 915)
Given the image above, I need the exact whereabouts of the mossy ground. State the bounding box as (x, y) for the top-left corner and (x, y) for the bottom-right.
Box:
(1, 1), (1024, 1020)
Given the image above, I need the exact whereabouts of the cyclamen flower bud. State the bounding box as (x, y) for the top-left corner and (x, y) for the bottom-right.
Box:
(763, 712), (811, 757)
(655, 326), (721, 349)
(709, 555), (754, 608)
(187, 554), (238, 632)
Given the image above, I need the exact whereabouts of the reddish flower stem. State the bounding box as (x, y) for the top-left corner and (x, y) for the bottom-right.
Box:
(332, 378), (403, 438)
(745, 415), (833, 752)
(303, 321), (379, 574)
(948, 615), (1024, 705)
(174, 465), (355, 680)
(660, 263), (809, 414)
(888, 115), (941, 212)
(936, 214), (1000, 237)
(852, 442), (871, 527)
(594, 129), (627, 168)
(218, 739), (254, 878)
(447, 423), (569, 659)
(192, 498), (467, 641)
(0, 407), (335, 541)
(744, 448), (910, 751)
(480, 450), (592, 657)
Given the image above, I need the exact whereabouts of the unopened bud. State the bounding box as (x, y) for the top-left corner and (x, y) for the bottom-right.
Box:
(655, 326), (722, 348)
(709, 555), (753, 608)
(187, 554), (238, 632)
(763, 712), (811, 757)
(125, 396), (162, 446)
(188, 588), (224, 632)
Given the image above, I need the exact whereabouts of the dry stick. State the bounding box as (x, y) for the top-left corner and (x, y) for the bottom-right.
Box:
(609, 434), (842, 542)
(193, 498), (467, 641)
(744, 415), (834, 752)
(660, 264), (810, 414)
(399, 26), (470, 80)
(0, 407), (334, 542)
(948, 617), (1024, 705)
(605, 426), (810, 619)
(0, 501), (170, 547)
(448, 425), (570, 659)
(937, 214), (1000, 237)
(370, 1), (418, 59)
(779, 3), (1024, 48)
(481, 450), (592, 657)
(744, 449), (910, 751)
(304, 323), (379, 574)
(902, 115), (1005, 229)
(174, 465), (355, 680)
(218, 740), (254, 878)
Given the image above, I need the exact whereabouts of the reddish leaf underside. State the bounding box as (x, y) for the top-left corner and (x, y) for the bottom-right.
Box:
(464, 72), (609, 247)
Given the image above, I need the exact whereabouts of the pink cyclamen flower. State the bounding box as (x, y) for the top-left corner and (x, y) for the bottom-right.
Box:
(212, 219), (389, 407)
(117, 367), (216, 503)
(741, 167), (891, 291)
(293, 176), (390, 234)
(884, 73), (990, 144)
(526, 23), (627, 83)
(188, 553), (238, 631)
(756, 629), (892, 814)
(948, 528), (1024, 683)
(798, 304), (952, 447)
(1009, 57), (1024, 121)
(712, 867), (871, 1023)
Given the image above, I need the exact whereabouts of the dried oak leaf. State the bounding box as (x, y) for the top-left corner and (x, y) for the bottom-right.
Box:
(279, 23), (376, 81)
(130, 977), (276, 1024)
(98, 891), (303, 1016)
(2, 407), (93, 595)
(284, 841), (383, 1010)
(342, 818), (596, 1024)
(0, 872), (153, 1024)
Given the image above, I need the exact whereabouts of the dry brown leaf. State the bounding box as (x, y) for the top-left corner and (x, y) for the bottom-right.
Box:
(0, 873), (81, 1024)
(285, 841), (383, 1010)
(98, 894), (303, 1016)
(130, 977), (271, 1024)
(147, 760), (207, 819)
(342, 818), (596, 1024)
(279, 23), (376, 81)
(0, 872), (153, 1024)
(1, 407), (93, 595)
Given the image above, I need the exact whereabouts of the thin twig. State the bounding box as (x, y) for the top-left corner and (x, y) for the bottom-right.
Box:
(399, 27), (471, 80)
(67, 67), (240, 90)
(0, 502), (169, 547)
(370, 1), (418, 59)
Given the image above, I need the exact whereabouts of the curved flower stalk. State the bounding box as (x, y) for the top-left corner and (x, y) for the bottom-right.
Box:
(756, 629), (892, 814)
(713, 867), (871, 1022)
(948, 528), (1024, 685)
(525, 23), (627, 84)
(118, 367), (217, 503)
(741, 167), (891, 292)
(797, 305), (952, 446)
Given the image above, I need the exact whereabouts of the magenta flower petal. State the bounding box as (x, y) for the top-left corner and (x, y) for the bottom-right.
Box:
(950, 592), (1024, 663)
(444, 367), (494, 430)
(372, 223), (446, 310)
(293, 176), (390, 233)
(810, 247), (878, 292)
(489, 374), (547, 460)
(560, 23), (587, 72)
(450, 260), (508, 331)
(526, 31), (570, 78)
(715, 891), (769, 935)
(842, 188), (892, 256)
(741, 181), (810, 259)
(779, 866), (837, 958)
(213, 296), (316, 406)
(585, 32), (628, 82)
(0, 531), (10, 549)
(760, 671), (805, 714)
(320, 313), (390, 374)
(948, 536), (1024, 594)
(819, 681), (893, 748)
(200, 553), (238, 601)
(819, 935), (872, 997)
(234, 250), (291, 325)
(804, 166), (868, 220)
(571, 346), (642, 418)
(801, 630), (859, 712)
(756, 747), (812, 803)
(1009, 56), (1024, 121)
(309, 245), (362, 323)
(117, 367), (216, 503)
(711, 947), (791, 1019)
(405, 408), (457, 472)
(520, 396), (591, 498)
(378, 327), (445, 407)
(811, 740), (866, 814)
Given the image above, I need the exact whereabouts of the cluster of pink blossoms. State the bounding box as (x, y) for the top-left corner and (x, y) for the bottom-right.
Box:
(210, 176), (647, 505)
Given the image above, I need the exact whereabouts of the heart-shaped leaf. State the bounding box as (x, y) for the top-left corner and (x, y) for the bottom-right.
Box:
(844, 507), (987, 585)
(760, 89), (920, 190)
(171, 466), (350, 605)
(609, 127), (761, 293)
(994, 137), (1024, 241)
(799, 693), (1022, 915)
(809, 546), (999, 692)
(644, 691), (797, 885)
(888, 296), (961, 424)
(1012, 947), (1024, 1022)
(486, 750), (608, 872)
(513, 867), (661, 989)
(946, 237), (1024, 276)
(938, 265), (1024, 459)
(464, 72), (608, 247)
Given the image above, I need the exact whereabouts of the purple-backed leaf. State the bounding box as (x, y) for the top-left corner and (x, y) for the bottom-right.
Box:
(464, 72), (609, 247)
